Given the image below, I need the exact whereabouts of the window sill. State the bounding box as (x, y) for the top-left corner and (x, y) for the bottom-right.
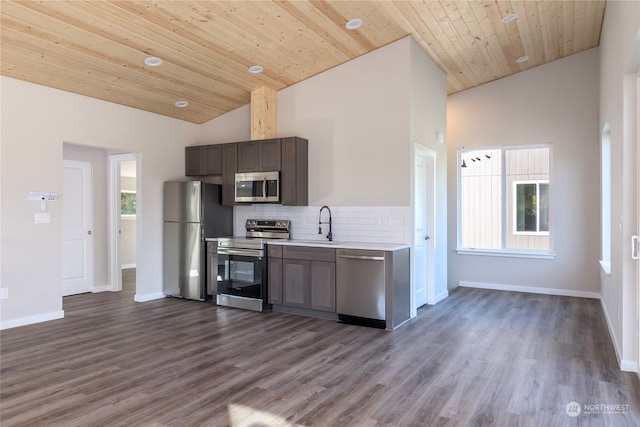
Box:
(599, 260), (611, 275)
(456, 249), (555, 260)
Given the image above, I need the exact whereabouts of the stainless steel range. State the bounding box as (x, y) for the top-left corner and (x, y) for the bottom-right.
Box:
(216, 219), (290, 312)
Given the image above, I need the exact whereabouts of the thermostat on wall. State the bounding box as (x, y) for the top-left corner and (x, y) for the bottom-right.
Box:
(27, 191), (57, 201)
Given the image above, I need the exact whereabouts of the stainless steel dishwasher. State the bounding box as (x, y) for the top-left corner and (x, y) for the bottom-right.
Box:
(336, 249), (386, 329)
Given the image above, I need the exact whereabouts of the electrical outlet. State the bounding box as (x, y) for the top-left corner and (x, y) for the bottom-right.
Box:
(0, 288), (8, 299)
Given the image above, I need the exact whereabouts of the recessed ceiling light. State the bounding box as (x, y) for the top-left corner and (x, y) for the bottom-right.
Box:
(248, 65), (264, 74)
(175, 101), (189, 108)
(144, 56), (163, 67)
(516, 55), (529, 64)
(501, 13), (518, 24)
(345, 18), (363, 30)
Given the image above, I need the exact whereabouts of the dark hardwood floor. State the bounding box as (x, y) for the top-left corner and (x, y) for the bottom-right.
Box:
(1, 270), (639, 426)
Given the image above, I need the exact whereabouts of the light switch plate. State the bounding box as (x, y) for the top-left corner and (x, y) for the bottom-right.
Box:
(0, 288), (8, 299)
(34, 213), (51, 224)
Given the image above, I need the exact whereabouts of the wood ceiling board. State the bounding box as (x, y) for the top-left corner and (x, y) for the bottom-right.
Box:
(0, 0), (607, 123)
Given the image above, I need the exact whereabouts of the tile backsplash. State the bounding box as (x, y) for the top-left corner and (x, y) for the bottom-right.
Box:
(234, 205), (410, 244)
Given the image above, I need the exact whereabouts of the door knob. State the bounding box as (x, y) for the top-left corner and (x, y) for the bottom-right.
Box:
(425, 236), (430, 240)
(88, 230), (92, 235)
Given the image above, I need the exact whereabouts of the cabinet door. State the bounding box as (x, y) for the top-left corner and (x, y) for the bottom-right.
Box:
(283, 259), (309, 308)
(237, 141), (259, 172)
(185, 146), (203, 176)
(281, 137), (308, 206)
(221, 143), (237, 206)
(260, 139), (281, 171)
(310, 261), (336, 312)
(268, 258), (283, 305)
(203, 145), (222, 175)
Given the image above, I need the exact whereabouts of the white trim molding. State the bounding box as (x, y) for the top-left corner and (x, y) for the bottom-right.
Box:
(134, 292), (166, 302)
(122, 263), (136, 269)
(459, 280), (600, 299)
(0, 310), (64, 330)
(600, 299), (640, 373)
(434, 290), (449, 304)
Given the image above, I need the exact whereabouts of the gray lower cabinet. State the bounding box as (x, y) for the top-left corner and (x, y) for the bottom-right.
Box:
(309, 261), (336, 312)
(283, 259), (308, 308)
(268, 245), (336, 313)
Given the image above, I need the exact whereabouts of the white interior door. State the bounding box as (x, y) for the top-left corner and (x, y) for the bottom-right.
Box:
(414, 147), (436, 309)
(414, 152), (428, 308)
(63, 160), (93, 295)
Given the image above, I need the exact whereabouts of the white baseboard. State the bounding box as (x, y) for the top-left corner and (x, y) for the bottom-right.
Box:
(600, 299), (624, 369)
(600, 299), (640, 373)
(620, 359), (639, 372)
(134, 292), (166, 302)
(458, 281), (601, 299)
(0, 310), (64, 330)
(122, 263), (136, 269)
(92, 285), (110, 293)
(434, 290), (449, 304)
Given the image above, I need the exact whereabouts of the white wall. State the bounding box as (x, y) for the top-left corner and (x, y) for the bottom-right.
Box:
(598, 0), (640, 371)
(277, 37), (412, 206)
(1, 77), (200, 328)
(409, 38), (448, 304)
(447, 48), (600, 296)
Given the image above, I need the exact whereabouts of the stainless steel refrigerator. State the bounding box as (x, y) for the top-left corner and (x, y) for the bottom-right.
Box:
(163, 181), (233, 300)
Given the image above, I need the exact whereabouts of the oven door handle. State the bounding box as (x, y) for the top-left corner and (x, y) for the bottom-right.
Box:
(218, 247), (264, 257)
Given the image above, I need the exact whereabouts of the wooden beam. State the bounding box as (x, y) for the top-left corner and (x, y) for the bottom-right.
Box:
(251, 86), (278, 140)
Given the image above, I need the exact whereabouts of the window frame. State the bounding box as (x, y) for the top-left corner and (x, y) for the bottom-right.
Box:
(512, 180), (550, 236)
(456, 144), (555, 259)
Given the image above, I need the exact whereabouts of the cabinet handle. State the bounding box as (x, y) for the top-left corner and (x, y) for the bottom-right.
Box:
(632, 235), (639, 260)
(337, 254), (385, 261)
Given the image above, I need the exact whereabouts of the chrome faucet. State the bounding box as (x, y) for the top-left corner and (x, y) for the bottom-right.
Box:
(318, 205), (333, 241)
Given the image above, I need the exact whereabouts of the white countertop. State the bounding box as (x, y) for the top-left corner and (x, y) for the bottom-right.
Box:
(267, 239), (410, 252)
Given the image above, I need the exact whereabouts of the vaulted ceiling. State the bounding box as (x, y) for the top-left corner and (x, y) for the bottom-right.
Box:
(1, 1), (606, 124)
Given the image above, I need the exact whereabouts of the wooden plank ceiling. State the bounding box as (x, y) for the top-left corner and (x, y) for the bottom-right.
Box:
(1, 1), (606, 124)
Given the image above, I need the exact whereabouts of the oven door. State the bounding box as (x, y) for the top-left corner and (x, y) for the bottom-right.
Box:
(217, 249), (266, 300)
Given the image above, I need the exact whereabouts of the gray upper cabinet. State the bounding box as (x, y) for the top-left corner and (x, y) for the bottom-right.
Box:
(185, 136), (308, 206)
(221, 143), (237, 206)
(237, 139), (281, 172)
(185, 145), (222, 176)
(281, 137), (308, 206)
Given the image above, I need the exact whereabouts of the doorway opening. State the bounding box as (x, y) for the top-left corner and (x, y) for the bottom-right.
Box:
(109, 153), (140, 297)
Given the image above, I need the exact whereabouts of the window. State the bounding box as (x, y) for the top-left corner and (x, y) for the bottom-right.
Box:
(513, 181), (549, 234)
(600, 126), (611, 273)
(121, 190), (136, 217)
(458, 145), (552, 257)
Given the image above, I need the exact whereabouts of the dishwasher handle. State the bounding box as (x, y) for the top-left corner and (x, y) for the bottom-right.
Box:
(337, 254), (385, 261)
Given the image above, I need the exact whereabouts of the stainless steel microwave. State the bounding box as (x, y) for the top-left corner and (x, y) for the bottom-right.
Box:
(235, 171), (280, 203)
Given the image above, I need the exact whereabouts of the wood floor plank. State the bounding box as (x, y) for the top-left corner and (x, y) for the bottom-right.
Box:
(1, 275), (639, 426)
